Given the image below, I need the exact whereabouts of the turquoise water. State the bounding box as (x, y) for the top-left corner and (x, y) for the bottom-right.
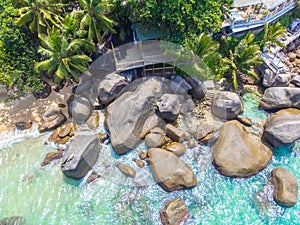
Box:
(0, 94), (299, 225)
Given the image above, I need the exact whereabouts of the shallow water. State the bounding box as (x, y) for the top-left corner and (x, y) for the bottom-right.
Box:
(0, 93), (299, 225)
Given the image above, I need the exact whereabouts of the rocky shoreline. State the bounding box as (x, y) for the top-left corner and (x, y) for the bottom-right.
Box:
(1, 51), (300, 224)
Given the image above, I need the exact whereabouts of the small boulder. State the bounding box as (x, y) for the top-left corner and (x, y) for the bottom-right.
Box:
(212, 120), (272, 177)
(139, 151), (147, 160)
(271, 168), (298, 207)
(197, 123), (213, 140)
(160, 198), (189, 225)
(133, 159), (145, 167)
(236, 115), (252, 127)
(68, 96), (92, 123)
(42, 103), (61, 120)
(98, 72), (128, 105)
(39, 113), (67, 133)
(139, 113), (166, 138)
(97, 132), (108, 143)
(166, 124), (185, 142)
(291, 75), (300, 87)
(41, 151), (63, 166)
(15, 121), (32, 130)
(289, 52), (297, 62)
(185, 77), (206, 99)
(87, 171), (101, 184)
(87, 111), (99, 129)
(260, 87), (300, 110)
(61, 135), (101, 179)
(145, 127), (166, 148)
(211, 91), (244, 120)
(170, 76), (192, 92)
(48, 122), (74, 144)
(147, 148), (197, 191)
(157, 94), (181, 121)
(164, 142), (187, 156)
(116, 163), (136, 178)
(262, 108), (300, 147)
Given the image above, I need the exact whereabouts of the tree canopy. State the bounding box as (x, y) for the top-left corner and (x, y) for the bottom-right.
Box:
(130, 0), (233, 43)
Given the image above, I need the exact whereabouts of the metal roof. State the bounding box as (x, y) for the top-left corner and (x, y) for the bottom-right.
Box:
(262, 0), (286, 9)
(234, 0), (261, 7)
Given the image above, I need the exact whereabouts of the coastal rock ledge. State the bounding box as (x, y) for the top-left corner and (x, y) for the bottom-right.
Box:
(105, 77), (193, 155)
(212, 120), (272, 178)
(147, 148), (197, 192)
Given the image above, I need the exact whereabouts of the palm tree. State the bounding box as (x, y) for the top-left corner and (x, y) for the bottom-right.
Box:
(260, 21), (286, 50)
(34, 28), (95, 83)
(13, 0), (64, 35)
(222, 33), (262, 90)
(76, 0), (115, 43)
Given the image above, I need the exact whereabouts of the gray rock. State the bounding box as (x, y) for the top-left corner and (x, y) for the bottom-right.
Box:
(291, 75), (300, 87)
(157, 94), (181, 121)
(185, 77), (206, 99)
(169, 76), (192, 93)
(147, 148), (197, 191)
(15, 121), (32, 130)
(98, 72), (128, 105)
(197, 123), (213, 140)
(160, 198), (189, 225)
(211, 91), (244, 120)
(0, 216), (26, 225)
(260, 87), (300, 110)
(271, 168), (298, 207)
(42, 104), (61, 120)
(39, 113), (67, 133)
(87, 111), (99, 129)
(61, 135), (101, 179)
(75, 76), (93, 95)
(166, 124), (185, 142)
(212, 120), (272, 178)
(139, 114), (166, 138)
(145, 127), (166, 148)
(68, 96), (92, 123)
(264, 73), (291, 87)
(262, 108), (300, 147)
(105, 77), (192, 155)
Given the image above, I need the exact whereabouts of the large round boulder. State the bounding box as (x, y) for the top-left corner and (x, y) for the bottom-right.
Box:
(271, 168), (298, 207)
(97, 72), (128, 105)
(212, 120), (272, 177)
(105, 77), (193, 155)
(68, 96), (92, 124)
(61, 135), (101, 179)
(211, 91), (244, 120)
(262, 108), (300, 147)
(260, 87), (300, 110)
(147, 148), (197, 192)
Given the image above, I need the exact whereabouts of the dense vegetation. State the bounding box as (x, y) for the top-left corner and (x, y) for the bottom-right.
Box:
(0, 0), (41, 94)
(0, 0), (294, 93)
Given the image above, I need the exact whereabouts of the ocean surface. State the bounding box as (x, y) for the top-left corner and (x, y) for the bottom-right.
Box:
(0, 92), (299, 225)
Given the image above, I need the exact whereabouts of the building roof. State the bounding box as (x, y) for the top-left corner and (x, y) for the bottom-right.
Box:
(234, 0), (261, 7)
(262, 0), (286, 9)
(234, 0), (287, 9)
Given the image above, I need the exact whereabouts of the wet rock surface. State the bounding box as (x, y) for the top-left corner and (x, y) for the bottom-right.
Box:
(271, 168), (298, 207)
(61, 135), (101, 179)
(212, 120), (272, 178)
(160, 197), (189, 225)
(260, 87), (300, 110)
(262, 108), (300, 147)
(105, 77), (193, 155)
(164, 142), (187, 156)
(41, 151), (63, 166)
(211, 91), (244, 120)
(147, 148), (197, 192)
(116, 163), (136, 178)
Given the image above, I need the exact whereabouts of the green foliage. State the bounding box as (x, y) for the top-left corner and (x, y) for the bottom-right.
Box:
(185, 32), (221, 75)
(130, 0), (233, 43)
(0, 0), (42, 93)
(13, 0), (65, 35)
(221, 33), (262, 90)
(35, 28), (95, 84)
(260, 22), (286, 49)
(75, 0), (115, 43)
